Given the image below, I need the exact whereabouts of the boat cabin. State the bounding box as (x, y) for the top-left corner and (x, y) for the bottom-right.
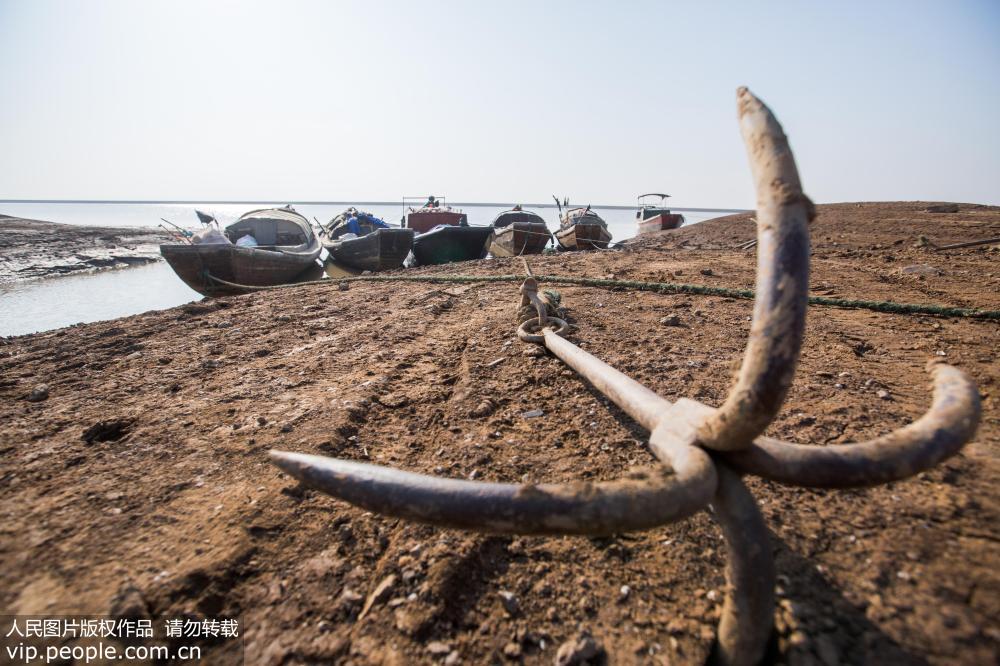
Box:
(226, 206), (315, 248)
(402, 196), (468, 233)
(492, 209), (546, 228)
(636, 193), (674, 220)
(636, 193), (685, 234)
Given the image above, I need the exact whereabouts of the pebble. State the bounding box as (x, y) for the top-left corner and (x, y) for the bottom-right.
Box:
(876, 389), (891, 400)
(555, 633), (602, 666)
(470, 399), (494, 417)
(427, 641), (451, 656)
(700, 268), (714, 276)
(521, 409), (545, 419)
(338, 282), (349, 291)
(359, 574), (396, 619)
(503, 642), (522, 658)
(618, 585), (631, 602)
(659, 315), (682, 326)
(26, 384), (49, 402)
(498, 590), (520, 616)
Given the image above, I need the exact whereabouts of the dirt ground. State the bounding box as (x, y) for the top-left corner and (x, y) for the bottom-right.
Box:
(0, 202), (997, 665)
(0, 215), (170, 284)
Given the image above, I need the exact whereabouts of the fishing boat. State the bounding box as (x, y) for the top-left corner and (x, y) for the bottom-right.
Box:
(412, 224), (493, 266)
(636, 193), (685, 235)
(401, 195), (467, 233)
(320, 208), (413, 272)
(552, 197), (612, 250)
(160, 205), (322, 296)
(488, 206), (551, 257)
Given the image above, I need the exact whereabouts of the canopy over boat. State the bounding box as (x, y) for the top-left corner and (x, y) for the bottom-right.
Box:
(492, 207), (546, 229)
(638, 193), (671, 205)
(560, 206), (607, 230)
(224, 206), (315, 247)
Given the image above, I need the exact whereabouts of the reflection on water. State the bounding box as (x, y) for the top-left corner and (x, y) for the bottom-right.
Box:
(0, 262), (201, 337)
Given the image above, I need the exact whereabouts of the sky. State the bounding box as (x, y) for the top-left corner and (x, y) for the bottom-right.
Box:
(0, 0), (997, 208)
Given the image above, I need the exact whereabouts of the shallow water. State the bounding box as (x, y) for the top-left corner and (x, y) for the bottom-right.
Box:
(0, 202), (739, 337)
(0, 262), (201, 337)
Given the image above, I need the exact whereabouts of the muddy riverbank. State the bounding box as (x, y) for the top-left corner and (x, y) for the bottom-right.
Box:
(0, 214), (172, 283)
(0, 202), (997, 664)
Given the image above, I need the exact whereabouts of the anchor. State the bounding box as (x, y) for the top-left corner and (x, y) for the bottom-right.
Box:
(269, 88), (981, 665)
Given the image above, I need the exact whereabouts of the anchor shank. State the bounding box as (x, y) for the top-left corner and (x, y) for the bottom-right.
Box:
(542, 328), (672, 433)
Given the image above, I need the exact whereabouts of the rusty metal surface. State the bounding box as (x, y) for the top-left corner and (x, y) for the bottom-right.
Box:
(696, 87), (814, 453)
(270, 444), (715, 537)
(723, 362), (981, 488)
(709, 463), (775, 666)
(269, 88), (982, 665)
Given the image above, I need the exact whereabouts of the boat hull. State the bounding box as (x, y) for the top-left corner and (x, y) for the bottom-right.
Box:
(489, 222), (551, 257)
(555, 223), (612, 251)
(160, 241), (321, 296)
(637, 213), (684, 235)
(325, 228), (414, 272)
(412, 226), (492, 266)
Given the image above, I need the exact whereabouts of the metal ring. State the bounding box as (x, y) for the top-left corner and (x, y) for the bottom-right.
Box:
(517, 316), (569, 343)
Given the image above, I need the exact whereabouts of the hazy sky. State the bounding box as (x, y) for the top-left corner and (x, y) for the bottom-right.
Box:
(0, 0), (997, 207)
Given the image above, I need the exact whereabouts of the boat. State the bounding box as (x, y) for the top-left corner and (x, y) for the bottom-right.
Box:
(636, 193), (685, 235)
(412, 224), (493, 266)
(160, 205), (322, 296)
(401, 196), (467, 233)
(552, 197), (612, 250)
(488, 206), (551, 257)
(320, 208), (414, 272)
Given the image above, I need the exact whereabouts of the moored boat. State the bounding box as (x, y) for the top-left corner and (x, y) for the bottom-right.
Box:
(553, 197), (612, 250)
(412, 225), (493, 266)
(488, 206), (551, 257)
(636, 193), (685, 235)
(320, 208), (414, 272)
(402, 196), (468, 233)
(160, 205), (322, 296)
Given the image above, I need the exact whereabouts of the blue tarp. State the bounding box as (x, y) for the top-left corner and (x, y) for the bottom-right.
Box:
(343, 212), (390, 236)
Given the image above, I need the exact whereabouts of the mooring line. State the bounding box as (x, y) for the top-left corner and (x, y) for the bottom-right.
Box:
(204, 271), (1000, 320)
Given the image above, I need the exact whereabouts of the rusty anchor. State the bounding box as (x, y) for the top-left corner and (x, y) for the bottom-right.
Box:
(270, 88), (981, 665)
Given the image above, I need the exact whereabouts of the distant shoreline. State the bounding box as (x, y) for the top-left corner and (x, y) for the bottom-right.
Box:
(0, 199), (751, 214)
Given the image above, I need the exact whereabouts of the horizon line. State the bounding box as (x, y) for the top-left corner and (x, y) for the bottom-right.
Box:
(0, 199), (752, 214)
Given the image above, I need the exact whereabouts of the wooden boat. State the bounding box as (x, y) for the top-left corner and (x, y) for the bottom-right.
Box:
(325, 228), (413, 271)
(553, 199), (612, 250)
(320, 208), (413, 271)
(488, 207), (551, 257)
(160, 205), (321, 296)
(412, 225), (493, 266)
(402, 196), (467, 233)
(636, 193), (685, 235)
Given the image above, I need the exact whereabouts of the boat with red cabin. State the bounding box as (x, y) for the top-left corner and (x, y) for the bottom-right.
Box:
(401, 195), (468, 233)
(636, 193), (685, 235)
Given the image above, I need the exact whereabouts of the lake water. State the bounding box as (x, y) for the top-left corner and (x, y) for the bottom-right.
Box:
(0, 202), (742, 337)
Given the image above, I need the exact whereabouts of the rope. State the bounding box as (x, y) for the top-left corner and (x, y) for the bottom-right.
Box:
(203, 272), (1000, 320)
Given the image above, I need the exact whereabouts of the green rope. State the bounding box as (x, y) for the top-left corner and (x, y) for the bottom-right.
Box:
(204, 272), (1000, 321)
